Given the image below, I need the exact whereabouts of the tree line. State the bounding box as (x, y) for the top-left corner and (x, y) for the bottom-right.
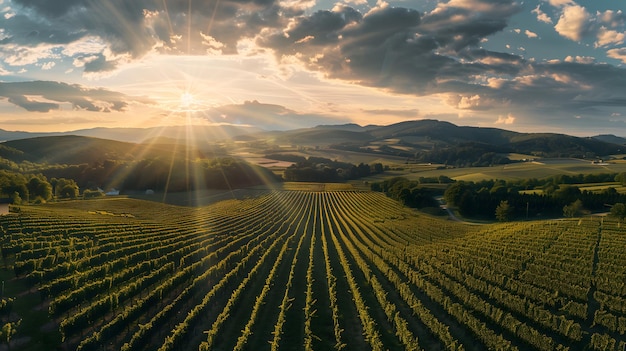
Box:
(444, 176), (626, 220)
(272, 155), (384, 182)
(371, 172), (626, 221)
(0, 157), (280, 203)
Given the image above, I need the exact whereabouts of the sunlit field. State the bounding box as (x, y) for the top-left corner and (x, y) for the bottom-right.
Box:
(2, 189), (626, 351)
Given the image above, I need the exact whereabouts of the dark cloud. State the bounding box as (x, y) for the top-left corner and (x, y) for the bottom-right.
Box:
(83, 54), (120, 73)
(6, 0), (626, 129)
(7, 95), (59, 112)
(0, 81), (153, 112)
(203, 100), (342, 130)
(259, 1), (523, 94)
(9, 0), (285, 65)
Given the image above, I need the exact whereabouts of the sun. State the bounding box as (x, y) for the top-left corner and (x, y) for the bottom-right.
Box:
(180, 92), (195, 109)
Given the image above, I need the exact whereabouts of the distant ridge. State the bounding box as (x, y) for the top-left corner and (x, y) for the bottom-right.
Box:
(2, 120), (625, 165)
(0, 135), (204, 164)
(592, 134), (626, 145)
(0, 124), (262, 143)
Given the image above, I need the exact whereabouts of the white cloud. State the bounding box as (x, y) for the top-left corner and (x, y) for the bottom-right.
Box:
(554, 4), (590, 41)
(607, 48), (626, 63)
(595, 27), (625, 47)
(61, 36), (108, 57)
(532, 5), (552, 24)
(549, 0), (574, 7)
(458, 95), (481, 109)
(41, 61), (55, 70)
(525, 30), (538, 38)
(564, 55), (595, 64)
(495, 113), (516, 125)
(0, 43), (59, 66)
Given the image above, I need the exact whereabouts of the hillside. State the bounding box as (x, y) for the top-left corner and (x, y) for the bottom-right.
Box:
(0, 135), (202, 164)
(0, 124), (261, 143)
(3, 120), (625, 170)
(1, 192), (624, 350)
(251, 120), (624, 166)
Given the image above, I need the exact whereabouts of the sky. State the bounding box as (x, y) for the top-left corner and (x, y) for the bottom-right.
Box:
(1, 0), (626, 136)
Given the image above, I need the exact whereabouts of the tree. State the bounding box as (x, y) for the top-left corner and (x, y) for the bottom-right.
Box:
(615, 172), (626, 186)
(55, 178), (79, 199)
(495, 200), (514, 222)
(10, 192), (21, 206)
(610, 203), (626, 222)
(27, 177), (52, 202)
(563, 199), (583, 218)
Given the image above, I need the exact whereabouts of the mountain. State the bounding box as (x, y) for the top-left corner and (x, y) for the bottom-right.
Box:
(251, 119), (624, 166)
(592, 134), (626, 145)
(0, 135), (203, 164)
(0, 124), (261, 143)
(2, 120), (624, 168)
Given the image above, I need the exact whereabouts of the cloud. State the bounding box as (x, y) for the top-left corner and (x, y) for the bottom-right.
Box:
(549, 0), (574, 7)
(495, 113), (515, 124)
(554, 4), (590, 41)
(7, 0), (287, 73)
(260, 0), (521, 95)
(0, 81), (153, 112)
(607, 48), (626, 63)
(595, 27), (625, 47)
(564, 55), (595, 64)
(41, 61), (55, 70)
(202, 100), (342, 130)
(598, 9), (625, 28)
(532, 5), (552, 24)
(525, 30), (538, 38)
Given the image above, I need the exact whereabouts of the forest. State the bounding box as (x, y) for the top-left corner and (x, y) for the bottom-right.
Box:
(0, 157), (279, 203)
(372, 172), (626, 220)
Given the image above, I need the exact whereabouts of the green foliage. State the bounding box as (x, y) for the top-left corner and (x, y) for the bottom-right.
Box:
(55, 178), (80, 199)
(495, 200), (514, 221)
(371, 177), (441, 209)
(563, 199), (584, 218)
(0, 321), (20, 348)
(283, 157), (383, 182)
(616, 172), (626, 186)
(83, 189), (105, 199)
(27, 176), (52, 201)
(10, 191), (21, 205)
(610, 203), (626, 221)
(443, 176), (626, 220)
(3, 192), (626, 350)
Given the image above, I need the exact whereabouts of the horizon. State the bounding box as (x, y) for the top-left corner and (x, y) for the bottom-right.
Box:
(1, 0), (626, 136)
(1, 118), (626, 139)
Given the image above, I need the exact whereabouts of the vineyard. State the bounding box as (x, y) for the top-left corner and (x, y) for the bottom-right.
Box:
(1, 190), (626, 350)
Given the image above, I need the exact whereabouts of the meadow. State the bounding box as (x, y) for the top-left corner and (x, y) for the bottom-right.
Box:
(1, 189), (625, 351)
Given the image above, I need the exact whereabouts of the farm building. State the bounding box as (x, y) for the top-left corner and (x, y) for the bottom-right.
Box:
(0, 198), (11, 216)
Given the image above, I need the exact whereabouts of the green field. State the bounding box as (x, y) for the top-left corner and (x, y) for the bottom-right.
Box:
(351, 158), (626, 185)
(1, 191), (626, 351)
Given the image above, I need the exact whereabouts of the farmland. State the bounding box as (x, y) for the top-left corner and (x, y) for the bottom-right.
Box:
(1, 190), (626, 350)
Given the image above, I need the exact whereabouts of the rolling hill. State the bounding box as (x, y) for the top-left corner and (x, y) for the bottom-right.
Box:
(0, 135), (204, 165)
(0, 124), (261, 143)
(2, 120), (625, 169)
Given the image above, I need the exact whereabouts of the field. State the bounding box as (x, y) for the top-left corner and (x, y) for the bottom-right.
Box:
(353, 158), (626, 185)
(1, 191), (626, 351)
